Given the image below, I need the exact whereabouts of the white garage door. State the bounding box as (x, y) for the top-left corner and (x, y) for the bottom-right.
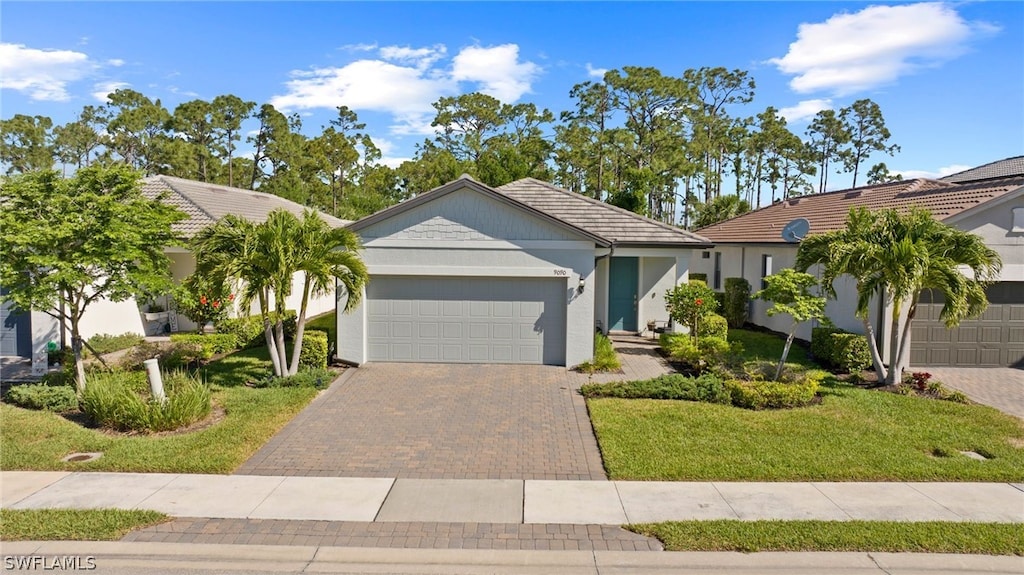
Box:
(367, 276), (567, 365)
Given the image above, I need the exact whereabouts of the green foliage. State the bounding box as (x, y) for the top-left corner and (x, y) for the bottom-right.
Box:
(254, 367), (335, 389)
(215, 311), (296, 349)
(175, 274), (235, 330)
(85, 333), (145, 357)
(723, 277), (751, 328)
(298, 330), (329, 370)
(169, 333), (239, 356)
(698, 313), (729, 340)
(664, 281), (719, 336)
(660, 333), (741, 373)
(811, 327), (872, 373)
(689, 273), (708, 284)
(692, 194), (751, 228)
(118, 341), (209, 371)
(726, 375), (819, 410)
(578, 332), (621, 373)
(753, 269), (829, 324)
(581, 373), (730, 404)
(4, 384), (78, 412)
(80, 370), (211, 433)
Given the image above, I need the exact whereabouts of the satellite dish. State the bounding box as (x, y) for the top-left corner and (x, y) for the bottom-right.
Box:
(782, 218), (810, 243)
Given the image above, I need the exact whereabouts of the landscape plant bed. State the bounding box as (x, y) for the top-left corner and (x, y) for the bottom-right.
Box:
(0, 509), (169, 541)
(588, 378), (1024, 481)
(0, 347), (321, 473)
(627, 520), (1024, 555)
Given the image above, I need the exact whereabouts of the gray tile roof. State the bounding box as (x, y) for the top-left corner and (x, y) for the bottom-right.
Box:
(141, 176), (350, 237)
(497, 178), (712, 246)
(940, 156), (1024, 183)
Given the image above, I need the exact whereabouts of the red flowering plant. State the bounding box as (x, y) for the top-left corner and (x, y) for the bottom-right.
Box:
(664, 280), (719, 340)
(176, 274), (234, 333)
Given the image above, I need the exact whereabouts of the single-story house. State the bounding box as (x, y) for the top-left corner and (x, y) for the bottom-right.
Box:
(691, 157), (1024, 368)
(336, 175), (713, 367)
(0, 176), (347, 367)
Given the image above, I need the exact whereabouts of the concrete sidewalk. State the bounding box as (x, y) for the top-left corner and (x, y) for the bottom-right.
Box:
(3, 541), (1023, 574)
(4, 472), (1022, 524)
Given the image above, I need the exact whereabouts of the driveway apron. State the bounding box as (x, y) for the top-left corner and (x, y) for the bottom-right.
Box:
(236, 363), (608, 480)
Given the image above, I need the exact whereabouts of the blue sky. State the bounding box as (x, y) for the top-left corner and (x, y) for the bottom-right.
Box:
(2, 1), (1022, 189)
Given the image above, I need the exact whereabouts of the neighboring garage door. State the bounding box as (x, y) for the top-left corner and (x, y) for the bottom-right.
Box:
(367, 276), (567, 365)
(0, 292), (31, 357)
(910, 283), (1024, 367)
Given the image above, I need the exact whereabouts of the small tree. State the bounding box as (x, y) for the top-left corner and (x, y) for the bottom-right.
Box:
(664, 280), (719, 340)
(752, 268), (831, 380)
(0, 165), (186, 390)
(176, 274), (235, 333)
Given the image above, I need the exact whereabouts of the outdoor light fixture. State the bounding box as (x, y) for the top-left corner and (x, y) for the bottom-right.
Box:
(578, 278), (586, 294)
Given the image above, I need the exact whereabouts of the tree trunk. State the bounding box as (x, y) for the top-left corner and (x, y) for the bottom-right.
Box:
(71, 329), (87, 393)
(288, 277), (312, 376)
(775, 325), (797, 381)
(259, 290), (283, 377)
(862, 316), (887, 383)
(885, 299), (905, 386)
(890, 300), (918, 386)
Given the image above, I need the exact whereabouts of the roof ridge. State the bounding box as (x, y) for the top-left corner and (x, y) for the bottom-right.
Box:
(500, 178), (710, 243)
(145, 176), (218, 225)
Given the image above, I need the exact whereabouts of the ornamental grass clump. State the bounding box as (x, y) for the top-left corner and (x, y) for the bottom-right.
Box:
(81, 370), (211, 433)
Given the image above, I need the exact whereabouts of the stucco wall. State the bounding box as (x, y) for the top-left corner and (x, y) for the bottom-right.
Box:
(948, 193), (1024, 281)
(638, 257), (675, 330)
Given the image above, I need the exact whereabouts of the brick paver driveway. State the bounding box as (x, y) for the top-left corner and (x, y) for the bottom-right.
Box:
(923, 367), (1024, 419)
(236, 363), (608, 480)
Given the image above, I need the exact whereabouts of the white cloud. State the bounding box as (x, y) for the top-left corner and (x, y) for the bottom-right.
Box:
(339, 42), (378, 53)
(271, 43), (541, 134)
(0, 43), (93, 101)
(586, 63), (607, 79)
(770, 3), (996, 95)
(92, 81), (131, 102)
(451, 44), (540, 103)
(778, 99), (833, 124)
(107, 58), (125, 67)
(897, 163), (972, 180)
(168, 85), (200, 98)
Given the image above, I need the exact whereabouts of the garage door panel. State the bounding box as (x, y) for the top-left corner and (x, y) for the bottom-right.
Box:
(392, 322), (413, 338)
(368, 322), (389, 338)
(366, 277), (566, 365)
(911, 283), (1024, 367)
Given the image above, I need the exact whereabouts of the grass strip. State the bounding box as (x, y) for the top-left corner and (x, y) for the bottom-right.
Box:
(629, 520), (1024, 555)
(0, 509), (168, 541)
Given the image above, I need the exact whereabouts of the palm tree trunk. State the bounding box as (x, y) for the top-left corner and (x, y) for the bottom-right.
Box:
(861, 316), (887, 382)
(288, 276), (312, 376)
(891, 300), (918, 386)
(885, 299), (905, 386)
(259, 289), (283, 377)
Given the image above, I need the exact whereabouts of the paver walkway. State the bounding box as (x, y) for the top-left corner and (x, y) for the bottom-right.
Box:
(236, 363), (608, 480)
(923, 367), (1024, 419)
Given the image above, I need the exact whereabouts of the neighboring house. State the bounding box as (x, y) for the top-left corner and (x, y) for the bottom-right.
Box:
(692, 158), (1024, 368)
(0, 176), (348, 360)
(337, 175), (712, 367)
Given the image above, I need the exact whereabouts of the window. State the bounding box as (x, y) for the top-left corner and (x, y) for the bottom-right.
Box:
(761, 254), (773, 289)
(713, 252), (722, 290)
(701, 251), (711, 259)
(1012, 207), (1024, 233)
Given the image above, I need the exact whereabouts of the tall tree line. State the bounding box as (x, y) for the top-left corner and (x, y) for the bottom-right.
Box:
(0, 66), (899, 227)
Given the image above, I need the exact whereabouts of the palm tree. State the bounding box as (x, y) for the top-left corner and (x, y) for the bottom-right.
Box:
(796, 207), (1000, 384)
(286, 210), (367, 375)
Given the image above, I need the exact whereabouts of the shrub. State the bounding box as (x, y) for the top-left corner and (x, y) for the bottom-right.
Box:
(3, 383), (78, 412)
(723, 277), (751, 328)
(697, 313), (729, 340)
(80, 370), (211, 432)
(664, 281), (720, 336)
(660, 333), (742, 373)
(215, 311), (297, 349)
(169, 333), (239, 356)
(298, 330), (329, 370)
(118, 341), (211, 371)
(254, 367), (335, 389)
(175, 274), (235, 331)
(725, 370), (824, 409)
(581, 372), (730, 404)
(712, 291), (726, 310)
(689, 273), (708, 284)
(578, 332), (621, 373)
(811, 327), (872, 373)
(85, 333), (145, 357)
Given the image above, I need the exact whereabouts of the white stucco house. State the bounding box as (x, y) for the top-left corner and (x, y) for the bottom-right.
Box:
(336, 175), (712, 367)
(0, 177), (347, 363)
(691, 157), (1024, 368)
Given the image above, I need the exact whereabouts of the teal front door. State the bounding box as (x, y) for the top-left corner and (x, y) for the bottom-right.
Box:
(608, 257), (639, 331)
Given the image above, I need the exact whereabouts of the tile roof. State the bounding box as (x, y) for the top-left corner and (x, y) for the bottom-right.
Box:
(940, 156), (1024, 183)
(697, 176), (1024, 244)
(497, 178), (712, 246)
(141, 176), (350, 237)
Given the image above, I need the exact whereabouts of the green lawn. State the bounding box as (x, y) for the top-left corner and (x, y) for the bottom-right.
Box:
(1, 347), (318, 473)
(727, 328), (814, 366)
(0, 509), (168, 541)
(629, 520), (1024, 555)
(589, 329), (1024, 481)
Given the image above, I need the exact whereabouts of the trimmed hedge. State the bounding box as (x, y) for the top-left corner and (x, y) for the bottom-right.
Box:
(811, 327), (872, 373)
(4, 383), (78, 412)
(724, 366), (827, 409)
(215, 311), (297, 349)
(723, 277), (751, 328)
(581, 373), (730, 404)
(169, 333), (239, 356)
(697, 313), (729, 340)
(690, 273), (708, 284)
(298, 330), (329, 370)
